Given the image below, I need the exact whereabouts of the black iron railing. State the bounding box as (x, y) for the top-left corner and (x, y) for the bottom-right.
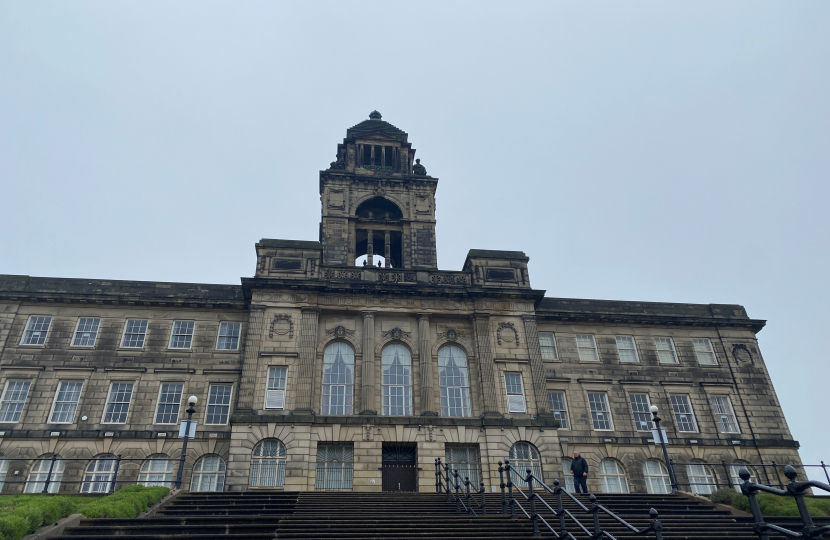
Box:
(436, 458), (664, 538)
(435, 458), (486, 515)
(740, 464), (830, 540)
(668, 459), (830, 493)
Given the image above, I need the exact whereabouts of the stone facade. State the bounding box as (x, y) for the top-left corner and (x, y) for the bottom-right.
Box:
(0, 113), (800, 495)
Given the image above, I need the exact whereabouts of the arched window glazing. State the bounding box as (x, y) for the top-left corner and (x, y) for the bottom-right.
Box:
(561, 458), (575, 493)
(687, 462), (716, 495)
(81, 455), (117, 493)
(382, 344), (412, 416)
(508, 442), (542, 488)
(191, 455), (226, 492)
(138, 455), (174, 488)
(438, 345), (471, 417)
(250, 439), (287, 488)
(729, 461), (757, 492)
(25, 455), (65, 493)
(321, 343), (354, 415)
(0, 455), (7, 492)
(642, 460), (671, 494)
(599, 459), (629, 493)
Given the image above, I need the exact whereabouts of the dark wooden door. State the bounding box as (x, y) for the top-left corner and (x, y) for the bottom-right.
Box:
(382, 443), (417, 492)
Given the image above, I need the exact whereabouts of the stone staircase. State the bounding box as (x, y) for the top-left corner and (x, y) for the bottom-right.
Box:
(50, 489), (824, 539)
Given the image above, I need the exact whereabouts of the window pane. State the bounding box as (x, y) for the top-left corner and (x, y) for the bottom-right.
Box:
(576, 334), (599, 362)
(206, 384), (232, 424)
(322, 343), (355, 415)
(155, 383), (183, 424)
(588, 393), (612, 430)
(439, 345), (471, 417)
(22, 316), (52, 345)
(170, 321), (195, 349)
(670, 395), (698, 432)
(122, 319), (148, 348)
(217, 322), (241, 350)
(103, 382), (134, 423)
(629, 393), (653, 431)
(548, 392), (569, 429)
(0, 380), (31, 423)
(73, 318), (101, 347)
(693, 338), (717, 365)
(615, 336), (638, 363)
(381, 344), (412, 416)
(655, 338), (678, 363)
(50, 382), (83, 423)
(712, 396), (740, 433)
(539, 332), (557, 360)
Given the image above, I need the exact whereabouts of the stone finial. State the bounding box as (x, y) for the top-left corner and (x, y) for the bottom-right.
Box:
(413, 158), (427, 175)
(369, 110), (382, 120)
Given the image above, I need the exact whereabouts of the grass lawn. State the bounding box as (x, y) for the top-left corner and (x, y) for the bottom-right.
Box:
(711, 487), (830, 517)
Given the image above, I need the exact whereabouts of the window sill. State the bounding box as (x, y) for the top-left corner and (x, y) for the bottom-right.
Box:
(68, 346), (96, 350)
(18, 344), (46, 348)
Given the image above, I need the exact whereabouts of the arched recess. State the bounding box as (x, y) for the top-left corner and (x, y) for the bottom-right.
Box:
(380, 343), (413, 416)
(599, 458), (629, 493)
(431, 336), (473, 359)
(318, 334), (361, 356)
(321, 342), (355, 415)
(642, 459), (671, 494)
(375, 333), (416, 357)
(438, 344), (472, 418)
(354, 196), (404, 220)
(139, 454), (174, 488)
(353, 196), (405, 268)
(250, 439), (287, 488)
(26, 454), (65, 493)
(191, 454), (226, 492)
(81, 454), (117, 493)
(508, 441), (543, 487)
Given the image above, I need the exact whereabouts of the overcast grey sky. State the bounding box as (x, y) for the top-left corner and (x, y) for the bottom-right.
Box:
(1, 2), (828, 479)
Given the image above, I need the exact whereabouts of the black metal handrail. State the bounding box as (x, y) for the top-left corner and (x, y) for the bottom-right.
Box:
(501, 459), (664, 539)
(669, 459), (830, 492)
(435, 458), (484, 515)
(740, 464), (830, 540)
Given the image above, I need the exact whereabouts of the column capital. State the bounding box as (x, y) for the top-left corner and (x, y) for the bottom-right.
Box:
(249, 304), (267, 312)
(300, 306), (320, 314)
(361, 309), (377, 318)
(521, 314), (537, 322)
(417, 312), (431, 321)
(471, 312), (491, 321)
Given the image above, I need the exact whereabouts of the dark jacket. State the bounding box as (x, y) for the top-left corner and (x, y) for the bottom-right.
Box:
(571, 456), (589, 476)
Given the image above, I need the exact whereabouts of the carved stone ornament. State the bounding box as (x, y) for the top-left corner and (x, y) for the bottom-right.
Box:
(268, 314), (294, 339)
(732, 344), (754, 364)
(373, 185), (386, 197)
(496, 322), (520, 346)
(326, 325), (355, 338)
(426, 425), (436, 442)
(382, 327), (411, 340)
(362, 424), (374, 441)
(413, 158), (427, 176)
(329, 150), (346, 170)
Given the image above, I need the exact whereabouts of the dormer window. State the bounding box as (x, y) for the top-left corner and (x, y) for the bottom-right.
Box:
(358, 144), (399, 171)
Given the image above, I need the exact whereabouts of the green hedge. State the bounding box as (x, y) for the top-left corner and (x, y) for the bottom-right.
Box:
(0, 485), (169, 540)
(710, 487), (830, 517)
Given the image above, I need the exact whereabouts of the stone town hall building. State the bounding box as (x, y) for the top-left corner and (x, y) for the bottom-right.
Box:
(0, 112), (800, 496)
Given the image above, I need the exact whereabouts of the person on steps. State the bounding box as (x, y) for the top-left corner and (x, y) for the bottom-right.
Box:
(570, 451), (589, 493)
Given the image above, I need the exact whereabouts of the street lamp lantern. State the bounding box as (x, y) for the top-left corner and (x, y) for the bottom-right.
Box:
(650, 405), (678, 492)
(175, 396), (199, 490)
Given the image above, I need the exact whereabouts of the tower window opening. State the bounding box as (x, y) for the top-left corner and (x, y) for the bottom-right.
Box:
(373, 146), (383, 169)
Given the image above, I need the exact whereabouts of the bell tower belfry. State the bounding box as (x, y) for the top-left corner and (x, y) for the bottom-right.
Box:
(319, 111), (438, 269)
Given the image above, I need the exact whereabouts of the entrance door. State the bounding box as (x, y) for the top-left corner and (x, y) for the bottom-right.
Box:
(381, 442), (417, 492)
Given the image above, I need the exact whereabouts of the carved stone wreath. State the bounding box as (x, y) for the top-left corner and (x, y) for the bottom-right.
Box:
(269, 314), (294, 339)
(326, 325), (355, 338)
(732, 344), (754, 364)
(496, 322), (520, 346)
(382, 327), (411, 340)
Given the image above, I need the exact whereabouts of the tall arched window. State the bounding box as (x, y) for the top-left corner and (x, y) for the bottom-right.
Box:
(599, 459), (629, 493)
(81, 455), (117, 493)
(509, 442), (542, 488)
(729, 461), (757, 492)
(438, 345), (471, 417)
(191, 455), (226, 492)
(25, 455), (65, 493)
(138, 455), (174, 488)
(642, 460), (671, 494)
(321, 342), (354, 415)
(561, 458), (575, 493)
(0, 455), (8, 491)
(250, 439), (287, 488)
(687, 462), (716, 495)
(382, 344), (412, 416)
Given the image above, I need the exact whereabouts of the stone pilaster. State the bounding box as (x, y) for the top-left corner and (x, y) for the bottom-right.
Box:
(236, 304), (266, 412)
(418, 313), (436, 416)
(522, 314), (551, 415)
(472, 313), (500, 416)
(294, 307), (320, 413)
(360, 310), (377, 414)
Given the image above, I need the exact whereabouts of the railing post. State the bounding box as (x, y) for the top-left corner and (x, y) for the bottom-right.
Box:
(668, 458), (679, 492)
(444, 463), (451, 503)
(786, 465), (816, 537)
(554, 479), (568, 537)
(723, 459), (733, 489)
(465, 476), (472, 514)
(589, 494), (603, 540)
(498, 461), (507, 515)
(479, 481), (486, 515)
(454, 470), (461, 513)
(823, 461), (830, 485)
(528, 469), (540, 537)
(746, 486), (770, 540)
(505, 459), (517, 520)
(435, 459), (440, 493)
(109, 455), (121, 493)
(42, 454), (57, 494)
(649, 508), (664, 540)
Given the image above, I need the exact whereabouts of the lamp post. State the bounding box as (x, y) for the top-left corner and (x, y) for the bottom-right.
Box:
(650, 405), (678, 492)
(175, 396), (198, 490)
